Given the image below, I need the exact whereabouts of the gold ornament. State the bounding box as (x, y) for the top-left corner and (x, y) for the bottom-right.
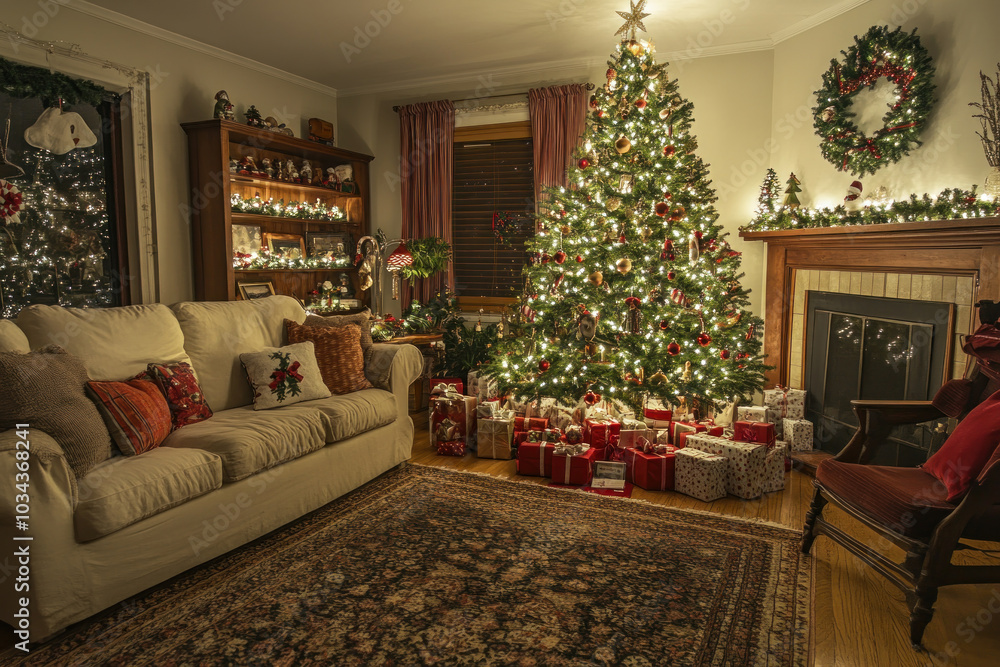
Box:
(615, 0), (651, 40)
(726, 310), (742, 326)
(616, 257), (633, 274)
(606, 196), (622, 211)
(626, 39), (645, 57)
(658, 108), (671, 120)
(682, 361), (693, 382)
(615, 136), (632, 154)
(588, 270), (604, 286)
(560, 224), (571, 236)
(640, 226), (653, 242)
(648, 370), (668, 385)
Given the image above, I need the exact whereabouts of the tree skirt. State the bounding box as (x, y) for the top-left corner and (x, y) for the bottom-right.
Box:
(12, 465), (811, 665)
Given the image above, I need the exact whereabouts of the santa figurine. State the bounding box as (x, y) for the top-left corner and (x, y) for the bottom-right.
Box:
(844, 180), (864, 212)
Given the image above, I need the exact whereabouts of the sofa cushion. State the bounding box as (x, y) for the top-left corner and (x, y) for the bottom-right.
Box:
(0, 319), (29, 353)
(86, 378), (173, 455)
(16, 303), (190, 381)
(147, 362), (214, 429)
(75, 447), (222, 542)
(286, 320), (372, 395)
(170, 296), (306, 411)
(240, 342), (331, 410)
(303, 388), (398, 443)
(922, 389), (1000, 501)
(161, 404), (327, 482)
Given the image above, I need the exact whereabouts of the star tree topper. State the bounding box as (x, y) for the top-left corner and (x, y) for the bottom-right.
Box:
(615, 0), (651, 40)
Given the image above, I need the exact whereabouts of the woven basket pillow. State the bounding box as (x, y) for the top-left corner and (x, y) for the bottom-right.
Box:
(285, 319), (372, 395)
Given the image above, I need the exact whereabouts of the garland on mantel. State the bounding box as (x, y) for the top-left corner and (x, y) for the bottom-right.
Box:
(231, 193), (344, 221)
(0, 55), (110, 106)
(742, 186), (1000, 232)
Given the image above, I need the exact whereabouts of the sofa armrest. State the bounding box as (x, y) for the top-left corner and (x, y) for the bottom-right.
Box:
(367, 344), (423, 419)
(0, 428), (77, 509)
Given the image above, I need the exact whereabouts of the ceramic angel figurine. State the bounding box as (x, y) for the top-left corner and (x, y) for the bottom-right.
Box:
(300, 160), (313, 184)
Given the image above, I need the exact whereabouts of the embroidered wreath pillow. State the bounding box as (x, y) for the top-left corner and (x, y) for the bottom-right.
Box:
(240, 341), (331, 410)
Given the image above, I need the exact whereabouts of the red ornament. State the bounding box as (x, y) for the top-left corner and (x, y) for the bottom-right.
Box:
(720, 349), (731, 360)
(663, 145), (675, 157)
(541, 254), (551, 264)
(666, 340), (681, 356)
(667, 270), (676, 280)
(596, 110), (605, 118)
(636, 98), (647, 109)
(655, 201), (670, 217)
(578, 158), (590, 169)
(575, 255), (584, 263)
(660, 252), (668, 260)
(746, 323), (757, 341)
(670, 288), (685, 305)
(539, 360), (551, 372)
(618, 233), (627, 243)
(554, 250), (567, 264)
(659, 320), (669, 330)
(669, 206), (686, 222)
(697, 332), (712, 347)
(693, 230), (703, 239)
(554, 273), (565, 288)
(584, 391), (601, 406)
(664, 192), (673, 201)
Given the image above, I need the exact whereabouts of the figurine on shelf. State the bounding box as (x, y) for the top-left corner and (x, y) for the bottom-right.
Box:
(285, 159), (299, 183)
(274, 159), (286, 182)
(300, 160), (313, 185)
(261, 157), (274, 179)
(325, 167), (339, 189)
(264, 116), (294, 137)
(213, 90), (235, 121)
(237, 156), (257, 176)
(244, 105), (265, 128)
(312, 166), (325, 186)
(334, 164), (355, 193)
(229, 158), (239, 174)
(338, 272), (355, 298)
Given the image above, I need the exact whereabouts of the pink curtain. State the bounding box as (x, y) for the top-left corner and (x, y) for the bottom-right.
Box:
(398, 100), (455, 306)
(528, 84), (588, 212)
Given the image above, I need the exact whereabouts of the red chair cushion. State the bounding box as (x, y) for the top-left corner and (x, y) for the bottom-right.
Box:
(922, 389), (1000, 502)
(816, 460), (955, 541)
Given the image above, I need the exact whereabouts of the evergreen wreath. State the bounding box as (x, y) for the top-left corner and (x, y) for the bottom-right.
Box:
(813, 25), (935, 177)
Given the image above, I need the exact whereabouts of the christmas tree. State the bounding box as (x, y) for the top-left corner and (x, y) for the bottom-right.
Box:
(782, 172), (802, 209)
(484, 1), (765, 413)
(755, 168), (780, 217)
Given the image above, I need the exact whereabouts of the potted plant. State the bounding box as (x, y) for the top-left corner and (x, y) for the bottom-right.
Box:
(399, 237), (451, 280)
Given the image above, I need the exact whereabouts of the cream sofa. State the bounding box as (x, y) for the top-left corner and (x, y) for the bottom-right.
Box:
(0, 296), (421, 641)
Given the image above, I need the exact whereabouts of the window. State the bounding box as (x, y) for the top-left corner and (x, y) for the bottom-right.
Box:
(452, 122), (534, 305)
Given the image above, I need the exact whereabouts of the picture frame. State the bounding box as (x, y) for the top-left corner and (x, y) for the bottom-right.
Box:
(237, 281), (276, 301)
(306, 231), (352, 260)
(232, 223), (262, 256)
(592, 461), (627, 490)
(263, 232), (306, 260)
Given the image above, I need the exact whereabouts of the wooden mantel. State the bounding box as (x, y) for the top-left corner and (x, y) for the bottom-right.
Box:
(740, 217), (1000, 388)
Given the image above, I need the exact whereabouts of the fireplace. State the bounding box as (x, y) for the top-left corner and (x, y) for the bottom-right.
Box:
(804, 291), (953, 466)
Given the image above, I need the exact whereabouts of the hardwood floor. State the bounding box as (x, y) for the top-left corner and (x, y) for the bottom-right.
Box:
(411, 417), (1000, 667)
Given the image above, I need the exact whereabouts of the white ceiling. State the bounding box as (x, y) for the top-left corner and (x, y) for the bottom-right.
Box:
(77, 0), (867, 96)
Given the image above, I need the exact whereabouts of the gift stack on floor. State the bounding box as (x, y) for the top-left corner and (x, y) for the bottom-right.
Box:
(741, 386), (814, 454)
(430, 382), (477, 457)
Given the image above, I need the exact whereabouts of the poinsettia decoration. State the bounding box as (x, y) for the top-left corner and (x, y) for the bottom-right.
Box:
(268, 351), (304, 402)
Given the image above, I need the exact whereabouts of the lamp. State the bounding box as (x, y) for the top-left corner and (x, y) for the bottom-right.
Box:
(385, 242), (413, 300)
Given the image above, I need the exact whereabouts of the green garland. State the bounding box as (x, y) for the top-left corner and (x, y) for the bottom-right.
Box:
(231, 194), (344, 221)
(743, 186), (1000, 232)
(0, 55), (110, 107)
(813, 26), (935, 177)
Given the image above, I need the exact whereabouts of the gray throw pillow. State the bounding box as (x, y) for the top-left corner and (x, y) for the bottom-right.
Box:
(239, 341), (332, 410)
(0, 346), (113, 478)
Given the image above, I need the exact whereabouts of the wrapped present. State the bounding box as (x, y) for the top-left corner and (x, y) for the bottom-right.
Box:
(433, 418), (466, 456)
(505, 396), (529, 416)
(477, 400), (501, 419)
(624, 446), (676, 491)
(671, 421), (723, 446)
(550, 447), (598, 485)
(467, 370), (500, 403)
(655, 429), (671, 446)
(553, 442), (589, 456)
(763, 387), (806, 420)
(633, 436), (672, 455)
(516, 441), (555, 477)
(736, 406), (772, 424)
(514, 416), (549, 432)
(713, 400), (738, 428)
(674, 448), (727, 502)
(477, 417), (514, 460)
(526, 397), (558, 420)
(543, 428), (563, 443)
(619, 418), (652, 448)
(782, 418), (814, 452)
(430, 378), (464, 398)
(584, 418), (621, 449)
(513, 431), (530, 447)
(686, 433), (767, 500)
(764, 441), (788, 493)
(436, 440), (466, 457)
(643, 398), (673, 423)
(431, 394), (478, 450)
(564, 424), (584, 445)
(527, 430), (544, 443)
(548, 404), (576, 431)
(732, 420), (776, 448)
(644, 417), (672, 430)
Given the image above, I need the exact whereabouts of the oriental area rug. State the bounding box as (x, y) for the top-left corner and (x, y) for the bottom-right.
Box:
(10, 465), (812, 666)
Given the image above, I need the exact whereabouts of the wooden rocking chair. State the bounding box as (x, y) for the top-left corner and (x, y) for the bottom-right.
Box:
(801, 306), (1000, 649)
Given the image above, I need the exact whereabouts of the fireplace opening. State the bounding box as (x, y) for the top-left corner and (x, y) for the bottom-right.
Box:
(804, 291), (953, 466)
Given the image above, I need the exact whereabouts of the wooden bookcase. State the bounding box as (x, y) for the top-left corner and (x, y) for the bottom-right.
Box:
(181, 119), (374, 307)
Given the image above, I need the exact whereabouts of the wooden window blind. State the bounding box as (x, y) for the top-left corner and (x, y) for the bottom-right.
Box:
(452, 136), (534, 300)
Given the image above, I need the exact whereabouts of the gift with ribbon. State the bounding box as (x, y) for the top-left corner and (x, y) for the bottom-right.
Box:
(430, 379), (464, 399)
(624, 445), (676, 491)
(543, 428), (563, 443)
(764, 440), (789, 493)
(618, 418), (652, 448)
(432, 393), (478, 450)
(553, 442), (589, 456)
(514, 416), (549, 432)
(671, 420), (723, 448)
(643, 396), (673, 423)
(735, 406), (772, 424)
(674, 448), (727, 502)
(686, 433), (767, 500)
(516, 441), (555, 477)
(526, 397), (558, 420)
(505, 396), (529, 416)
(477, 399), (501, 420)
(763, 386), (806, 420)
(584, 417), (621, 450)
(564, 424), (584, 445)
(782, 418), (814, 452)
(467, 370), (499, 403)
(732, 420), (776, 449)
(433, 418), (466, 456)
(526, 429), (544, 443)
(477, 415), (515, 460)
(550, 446), (598, 485)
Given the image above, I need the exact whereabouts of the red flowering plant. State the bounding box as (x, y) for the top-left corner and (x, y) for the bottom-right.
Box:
(268, 351), (304, 402)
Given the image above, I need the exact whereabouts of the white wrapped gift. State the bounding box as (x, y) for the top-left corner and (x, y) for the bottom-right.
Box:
(736, 406), (773, 424)
(782, 418), (814, 452)
(763, 387), (806, 420)
(685, 433), (767, 500)
(675, 448), (727, 502)
(619, 418), (652, 448)
(764, 441), (788, 493)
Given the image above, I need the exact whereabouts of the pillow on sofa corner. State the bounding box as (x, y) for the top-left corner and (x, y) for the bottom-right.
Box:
(286, 319), (373, 395)
(0, 346), (113, 477)
(922, 388), (1000, 502)
(240, 341), (331, 410)
(147, 362), (214, 429)
(86, 378), (173, 455)
(302, 309), (386, 387)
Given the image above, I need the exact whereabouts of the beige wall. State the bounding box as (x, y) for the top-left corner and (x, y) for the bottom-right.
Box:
(7, 0), (338, 305)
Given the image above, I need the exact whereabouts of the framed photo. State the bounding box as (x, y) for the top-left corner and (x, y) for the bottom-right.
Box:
(592, 461), (627, 490)
(263, 232), (306, 260)
(307, 231), (352, 260)
(237, 281), (275, 300)
(232, 224), (262, 256)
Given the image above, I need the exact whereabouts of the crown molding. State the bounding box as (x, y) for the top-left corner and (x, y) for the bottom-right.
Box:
(62, 0), (338, 98)
(770, 0), (872, 44)
(660, 38), (774, 65)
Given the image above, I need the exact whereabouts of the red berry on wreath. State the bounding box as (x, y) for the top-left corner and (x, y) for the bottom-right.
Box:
(720, 349), (731, 360)
(578, 158), (590, 169)
(696, 332), (712, 347)
(539, 360), (550, 372)
(554, 250), (567, 264)
(663, 145), (675, 157)
(666, 340), (681, 356)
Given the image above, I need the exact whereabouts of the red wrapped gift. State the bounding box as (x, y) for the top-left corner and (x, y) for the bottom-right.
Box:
(430, 378), (464, 397)
(733, 420), (776, 448)
(671, 420), (723, 445)
(584, 418), (621, 449)
(550, 447), (598, 485)
(514, 416), (549, 432)
(436, 440), (466, 457)
(516, 441), (555, 477)
(513, 430), (530, 447)
(431, 394), (477, 448)
(643, 407), (673, 422)
(624, 447), (676, 491)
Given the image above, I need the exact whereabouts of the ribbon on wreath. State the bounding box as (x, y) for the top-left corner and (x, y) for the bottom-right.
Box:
(841, 139), (882, 170)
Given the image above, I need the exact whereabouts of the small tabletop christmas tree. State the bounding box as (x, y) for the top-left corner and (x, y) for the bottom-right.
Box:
(483, 1), (765, 413)
(755, 168), (780, 217)
(782, 172), (802, 209)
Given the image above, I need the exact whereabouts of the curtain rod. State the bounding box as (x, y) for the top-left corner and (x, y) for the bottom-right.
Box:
(392, 83), (594, 112)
